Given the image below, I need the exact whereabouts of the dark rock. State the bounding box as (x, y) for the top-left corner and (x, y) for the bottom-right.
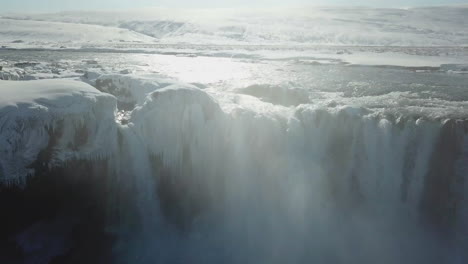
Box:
(0, 126), (115, 263)
(83, 60), (98, 65)
(14, 62), (40, 68)
(238, 84), (310, 106)
(420, 119), (464, 239)
(153, 152), (212, 232)
(119, 69), (131, 74)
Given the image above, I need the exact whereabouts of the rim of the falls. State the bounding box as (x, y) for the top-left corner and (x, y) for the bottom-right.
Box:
(89, 73), (468, 121)
(1, 77), (467, 186)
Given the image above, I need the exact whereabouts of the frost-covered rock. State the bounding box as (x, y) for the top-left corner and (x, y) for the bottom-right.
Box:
(0, 79), (117, 185)
(0, 68), (26, 80)
(94, 74), (176, 110)
(81, 70), (102, 84)
(130, 84), (224, 159)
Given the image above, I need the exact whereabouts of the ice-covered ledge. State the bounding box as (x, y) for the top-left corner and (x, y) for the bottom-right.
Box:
(0, 79), (117, 185)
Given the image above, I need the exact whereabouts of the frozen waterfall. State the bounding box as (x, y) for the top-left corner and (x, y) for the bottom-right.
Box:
(0, 79), (467, 263)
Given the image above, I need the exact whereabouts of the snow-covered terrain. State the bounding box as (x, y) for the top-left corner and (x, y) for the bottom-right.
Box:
(0, 18), (155, 49)
(0, 79), (116, 185)
(1, 6), (468, 67)
(4, 6), (468, 46)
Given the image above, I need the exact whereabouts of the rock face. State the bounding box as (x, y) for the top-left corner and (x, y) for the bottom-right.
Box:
(420, 120), (468, 243)
(0, 80), (118, 263)
(0, 158), (115, 264)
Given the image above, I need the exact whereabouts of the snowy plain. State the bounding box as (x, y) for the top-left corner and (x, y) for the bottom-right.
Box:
(1, 6), (468, 67)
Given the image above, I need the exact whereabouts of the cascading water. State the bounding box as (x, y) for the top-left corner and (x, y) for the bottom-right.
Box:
(109, 125), (166, 263)
(103, 85), (468, 264)
(1, 78), (467, 264)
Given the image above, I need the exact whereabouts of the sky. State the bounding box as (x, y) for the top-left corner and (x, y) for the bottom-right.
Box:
(0, 0), (467, 13)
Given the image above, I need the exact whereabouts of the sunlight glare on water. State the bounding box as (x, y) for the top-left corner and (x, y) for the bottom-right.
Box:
(145, 55), (257, 87)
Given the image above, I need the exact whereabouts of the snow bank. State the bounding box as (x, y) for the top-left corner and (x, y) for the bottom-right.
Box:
(0, 79), (117, 185)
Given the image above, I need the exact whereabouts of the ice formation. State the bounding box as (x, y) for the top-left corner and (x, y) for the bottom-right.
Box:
(121, 85), (468, 263)
(0, 79), (116, 185)
(93, 74), (176, 109)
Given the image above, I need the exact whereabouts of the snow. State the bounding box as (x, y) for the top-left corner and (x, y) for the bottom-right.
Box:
(0, 79), (117, 117)
(3, 6), (468, 46)
(92, 74), (177, 108)
(1, 6), (468, 68)
(0, 79), (117, 185)
(0, 18), (155, 49)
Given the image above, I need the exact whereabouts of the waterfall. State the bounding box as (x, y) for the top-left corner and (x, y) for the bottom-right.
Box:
(1, 80), (466, 263)
(106, 86), (468, 263)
